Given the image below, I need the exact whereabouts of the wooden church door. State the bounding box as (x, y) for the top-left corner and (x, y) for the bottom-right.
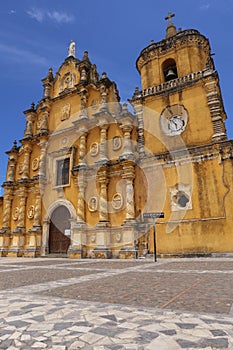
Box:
(49, 206), (71, 254)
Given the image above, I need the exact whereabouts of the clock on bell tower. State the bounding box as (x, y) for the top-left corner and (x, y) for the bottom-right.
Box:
(133, 13), (227, 155)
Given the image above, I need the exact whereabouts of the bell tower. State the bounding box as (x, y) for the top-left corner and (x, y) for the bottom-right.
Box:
(133, 13), (227, 153)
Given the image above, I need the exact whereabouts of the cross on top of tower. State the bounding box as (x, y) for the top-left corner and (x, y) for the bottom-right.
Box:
(165, 12), (175, 25)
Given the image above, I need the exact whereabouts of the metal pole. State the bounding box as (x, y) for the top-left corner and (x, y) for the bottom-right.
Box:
(153, 223), (157, 262)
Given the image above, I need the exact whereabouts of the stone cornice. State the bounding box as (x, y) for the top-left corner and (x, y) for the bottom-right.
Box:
(136, 29), (210, 72)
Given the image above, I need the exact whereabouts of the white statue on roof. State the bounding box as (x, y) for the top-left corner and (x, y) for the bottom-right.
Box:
(68, 40), (75, 57)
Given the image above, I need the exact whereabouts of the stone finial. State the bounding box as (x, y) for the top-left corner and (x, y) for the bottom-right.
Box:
(30, 102), (35, 110)
(12, 140), (18, 152)
(68, 40), (76, 57)
(101, 72), (107, 79)
(48, 68), (53, 79)
(132, 86), (141, 99)
(82, 51), (90, 61)
(165, 12), (177, 38)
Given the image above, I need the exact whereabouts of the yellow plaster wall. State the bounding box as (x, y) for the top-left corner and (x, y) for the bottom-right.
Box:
(140, 41), (209, 89)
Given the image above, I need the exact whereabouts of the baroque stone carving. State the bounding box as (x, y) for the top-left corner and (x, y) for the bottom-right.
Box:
(90, 142), (99, 157)
(32, 158), (39, 171)
(112, 136), (122, 151)
(18, 163), (23, 175)
(12, 207), (19, 221)
(91, 99), (99, 110)
(61, 104), (71, 121)
(112, 193), (123, 210)
(88, 197), (98, 212)
(27, 205), (35, 219)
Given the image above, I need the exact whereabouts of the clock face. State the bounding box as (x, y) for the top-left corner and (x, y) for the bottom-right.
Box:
(160, 105), (188, 136)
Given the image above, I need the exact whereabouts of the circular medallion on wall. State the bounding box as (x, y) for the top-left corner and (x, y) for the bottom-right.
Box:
(112, 136), (122, 151)
(160, 104), (188, 136)
(88, 197), (98, 212)
(32, 158), (39, 171)
(90, 142), (99, 157)
(112, 193), (123, 210)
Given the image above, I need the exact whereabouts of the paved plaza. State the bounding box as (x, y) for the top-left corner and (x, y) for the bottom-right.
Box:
(0, 257), (233, 349)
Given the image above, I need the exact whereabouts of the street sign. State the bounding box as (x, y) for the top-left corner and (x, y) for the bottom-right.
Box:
(143, 212), (164, 219)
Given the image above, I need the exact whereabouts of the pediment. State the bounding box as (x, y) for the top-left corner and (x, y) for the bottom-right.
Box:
(53, 58), (80, 98)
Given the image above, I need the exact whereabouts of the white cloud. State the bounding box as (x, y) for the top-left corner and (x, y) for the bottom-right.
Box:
(26, 8), (74, 24)
(47, 11), (74, 24)
(27, 8), (44, 23)
(200, 2), (210, 10)
(0, 43), (48, 66)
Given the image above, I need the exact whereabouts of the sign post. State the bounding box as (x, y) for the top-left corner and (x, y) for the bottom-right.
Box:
(143, 212), (164, 262)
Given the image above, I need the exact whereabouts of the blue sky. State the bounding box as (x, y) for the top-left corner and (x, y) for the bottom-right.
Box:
(0, 0), (233, 194)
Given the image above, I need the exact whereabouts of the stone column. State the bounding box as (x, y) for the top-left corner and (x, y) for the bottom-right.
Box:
(97, 169), (109, 224)
(7, 159), (16, 182)
(17, 188), (27, 229)
(99, 124), (109, 162)
(2, 189), (13, 230)
(121, 125), (134, 158)
(122, 163), (136, 221)
(79, 128), (87, 167)
(76, 170), (86, 224)
(39, 140), (47, 177)
(33, 189), (42, 228)
(205, 78), (227, 141)
(134, 102), (145, 157)
(22, 145), (32, 179)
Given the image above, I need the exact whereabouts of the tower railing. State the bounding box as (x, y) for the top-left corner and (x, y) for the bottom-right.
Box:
(142, 69), (212, 97)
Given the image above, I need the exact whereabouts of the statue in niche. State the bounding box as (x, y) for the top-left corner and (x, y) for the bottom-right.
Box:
(61, 104), (71, 121)
(68, 40), (76, 57)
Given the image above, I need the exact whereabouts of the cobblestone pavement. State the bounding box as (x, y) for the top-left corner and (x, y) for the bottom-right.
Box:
(0, 257), (233, 349)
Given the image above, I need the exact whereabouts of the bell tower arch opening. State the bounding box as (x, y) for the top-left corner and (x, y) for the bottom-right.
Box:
(162, 58), (178, 82)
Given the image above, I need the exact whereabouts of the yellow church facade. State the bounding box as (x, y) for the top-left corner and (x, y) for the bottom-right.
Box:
(0, 15), (233, 258)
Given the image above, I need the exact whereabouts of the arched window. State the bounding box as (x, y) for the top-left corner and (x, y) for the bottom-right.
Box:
(162, 58), (178, 82)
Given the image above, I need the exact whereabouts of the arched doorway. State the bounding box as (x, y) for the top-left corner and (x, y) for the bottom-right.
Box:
(49, 206), (71, 254)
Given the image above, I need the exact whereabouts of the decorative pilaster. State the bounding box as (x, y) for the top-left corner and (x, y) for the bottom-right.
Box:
(79, 128), (88, 167)
(122, 162), (136, 221)
(97, 168), (109, 224)
(33, 188), (42, 228)
(76, 170), (87, 224)
(99, 124), (109, 162)
(1, 189), (13, 231)
(7, 159), (16, 182)
(5, 140), (18, 183)
(17, 188), (27, 230)
(205, 78), (227, 141)
(119, 103), (135, 160)
(41, 68), (53, 99)
(99, 73), (109, 111)
(21, 144), (32, 179)
(38, 140), (47, 177)
(131, 90), (145, 157)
